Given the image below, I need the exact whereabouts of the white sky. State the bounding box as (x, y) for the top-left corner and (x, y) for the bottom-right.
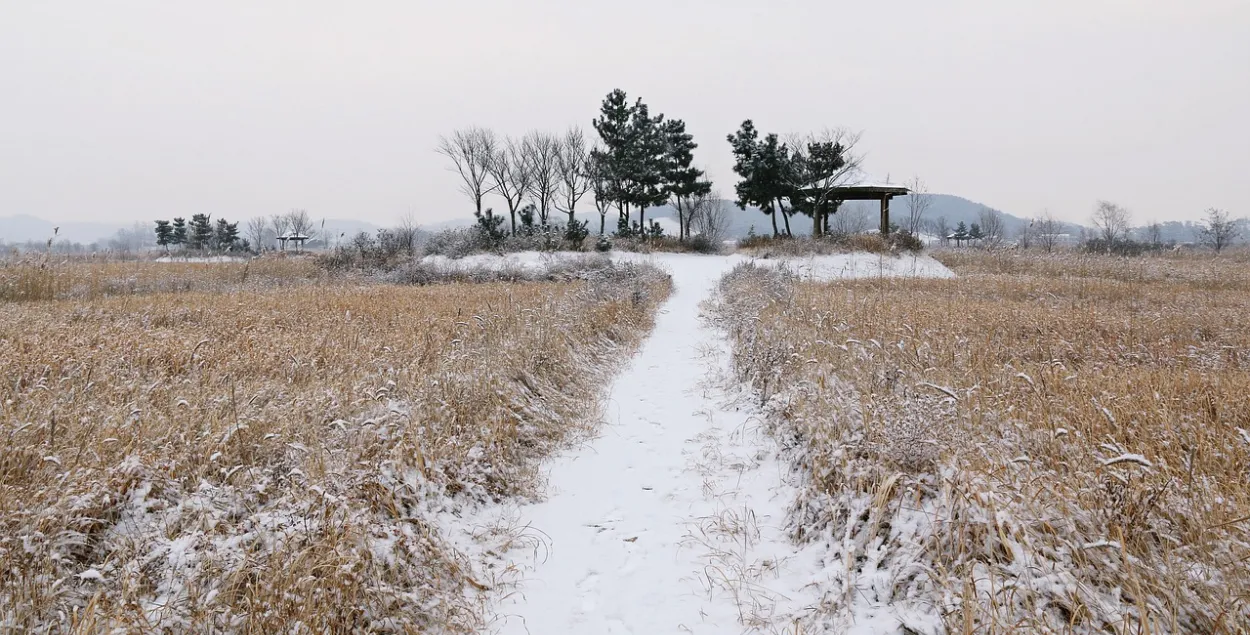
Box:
(2, 0), (1247, 227)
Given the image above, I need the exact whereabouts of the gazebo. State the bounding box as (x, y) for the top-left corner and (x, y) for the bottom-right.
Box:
(797, 175), (910, 236)
(277, 232), (311, 252)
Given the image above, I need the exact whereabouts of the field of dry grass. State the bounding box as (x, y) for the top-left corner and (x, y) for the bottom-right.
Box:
(0, 255), (326, 302)
(713, 252), (1250, 633)
(0, 258), (670, 632)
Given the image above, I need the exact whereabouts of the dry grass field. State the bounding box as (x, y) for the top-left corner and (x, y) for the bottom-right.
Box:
(0, 258), (670, 632)
(713, 251), (1250, 633)
(0, 255), (325, 303)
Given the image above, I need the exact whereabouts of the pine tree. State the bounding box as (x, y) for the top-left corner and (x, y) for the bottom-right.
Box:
(189, 214), (214, 250)
(790, 139), (848, 236)
(969, 223), (984, 240)
(518, 204), (537, 236)
(154, 220), (173, 253)
(591, 90), (635, 224)
(663, 118), (711, 241)
(171, 217), (187, 249)
(728, 120), (788, 237)
(625, 99), (669, 230)
(474, 208), (506, 242)
(215, 218), (239, 251)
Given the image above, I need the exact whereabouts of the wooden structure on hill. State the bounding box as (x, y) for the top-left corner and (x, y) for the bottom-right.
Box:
(277, 232), (311, 252)
(796, 181), (910, 236)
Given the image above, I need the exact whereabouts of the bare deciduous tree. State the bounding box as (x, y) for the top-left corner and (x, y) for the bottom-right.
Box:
(927, 216), (951, 245)
(587, 151), (614, 235)
(1146, 222), (1163, 248)
(690, 190), (732, 243)
(523, 131), (561, 226)
(1017, 219), (1034, 249)
(555, 127), (591, 227)
(1035, 212), (1062, 253)
(902, 176), (934, 235)
(488, 137), (534, 235)
(269, 214), (290, 250)
(1198, 207), (1239, 253)
(395, 211), (421, 256)
(286, 209), (314, 237)
(1091, 200), (1131, 250)
(978, 207), (1006, 248)
(436, 127), (498, 217)
(783, 128), (864, 237)
(246, 216), (268, 253)
(829, 202), (872, 236)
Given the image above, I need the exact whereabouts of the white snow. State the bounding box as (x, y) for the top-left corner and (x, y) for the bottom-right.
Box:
(1101, 453), (1153, 469)
(153, 255), (247, 263)
(478, 251), (953, 634)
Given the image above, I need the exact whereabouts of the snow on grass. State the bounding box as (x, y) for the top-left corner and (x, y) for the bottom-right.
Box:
(153, 255), (248, 263)
(0, 274), (671, 632)
(415, 248), (952, 283)
(483, 251), (952, 633)
(712, 252), (1250, 632)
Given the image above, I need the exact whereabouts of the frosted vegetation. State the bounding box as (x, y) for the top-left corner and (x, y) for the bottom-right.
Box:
(710, 251), (1250, 632)
(0, 255), (671, 632)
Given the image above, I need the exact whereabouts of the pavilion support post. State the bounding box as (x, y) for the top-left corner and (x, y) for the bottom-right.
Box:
(880, 197), (891, 236)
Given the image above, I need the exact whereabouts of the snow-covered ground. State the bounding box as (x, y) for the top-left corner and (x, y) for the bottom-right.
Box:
(418, 250), (952, 282)
(153, 255), (247, 263)
(456, 251), (952, 634)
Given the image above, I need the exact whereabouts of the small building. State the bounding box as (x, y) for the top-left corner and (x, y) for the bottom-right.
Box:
(277, 232), (311, 252)
(796, 173), (910, 236)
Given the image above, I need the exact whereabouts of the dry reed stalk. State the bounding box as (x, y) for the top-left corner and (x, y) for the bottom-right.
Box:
(0, 269), (671, 632)
(712, 253), (1250, 633)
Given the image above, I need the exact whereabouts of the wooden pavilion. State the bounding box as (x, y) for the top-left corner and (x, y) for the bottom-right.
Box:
(831, 184), (911, 235)
(277, 232), (311, 252)
(804, 183), (911, 236)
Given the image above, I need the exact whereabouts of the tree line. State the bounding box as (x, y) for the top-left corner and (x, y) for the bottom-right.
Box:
(437, 90), (739, 244)
(152, 209), (327, 254)
(153, 214), (240, 253)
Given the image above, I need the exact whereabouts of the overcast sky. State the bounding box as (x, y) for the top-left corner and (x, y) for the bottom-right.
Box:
(3, 0), (1247, 227)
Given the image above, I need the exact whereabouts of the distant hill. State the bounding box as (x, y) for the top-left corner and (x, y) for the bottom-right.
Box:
(642, 193), (1087, 240)
(0, 214), (381, 249)
(0, 214), (126, 244)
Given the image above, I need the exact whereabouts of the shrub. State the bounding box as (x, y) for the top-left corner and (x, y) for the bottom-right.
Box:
(844, 233), (890, 253)
(564, 220), (590, 246)
(887, 230), (924, 252)
(423, 227), (488, 258)
(688, 234), (719, 254)
(595, 235), (613, 252)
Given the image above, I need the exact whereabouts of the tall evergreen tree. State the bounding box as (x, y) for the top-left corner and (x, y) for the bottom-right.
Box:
(189, 214), (214, 250)
(662, 119), (711, 241)
(625, 99), (669, 230)
(789, 138), (849, 237)
(728, 120), (789, 237)
(171, 217), (187, 248)
(215, 218), (239, 251)
(154, 220), (174, 253)
(591, 89), (635, 225)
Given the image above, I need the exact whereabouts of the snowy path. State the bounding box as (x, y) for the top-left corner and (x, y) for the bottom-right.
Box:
(489, 252), (953, 635)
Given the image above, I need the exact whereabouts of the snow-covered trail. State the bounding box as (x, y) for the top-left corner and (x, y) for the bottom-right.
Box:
(490, 252), (953, 635)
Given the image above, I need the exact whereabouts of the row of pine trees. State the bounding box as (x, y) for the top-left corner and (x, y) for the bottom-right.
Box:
(153, 214), (242, 253)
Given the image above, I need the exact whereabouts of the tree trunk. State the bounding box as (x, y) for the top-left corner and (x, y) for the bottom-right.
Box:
(813, 211), (822, 238)
(779, 200), (792, 236)
(599, 213), (606, 235)
(676, 201), (684, 242)
(770, 209), (779, 237)
(639, 204), (646, 231)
